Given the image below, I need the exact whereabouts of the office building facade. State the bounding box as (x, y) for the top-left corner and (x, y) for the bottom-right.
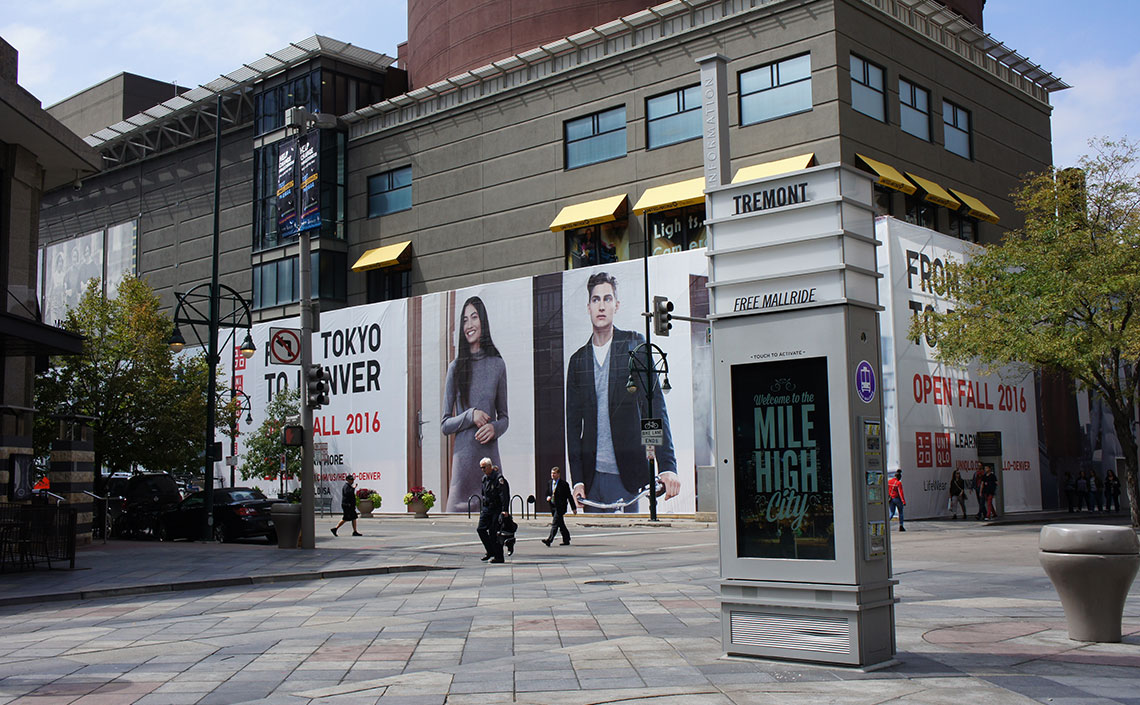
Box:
(33, 0), (1073, 514)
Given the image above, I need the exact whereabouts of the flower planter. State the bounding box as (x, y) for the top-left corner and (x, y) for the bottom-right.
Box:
(358, 499), (374, 517)
(408, 497), (429, 518)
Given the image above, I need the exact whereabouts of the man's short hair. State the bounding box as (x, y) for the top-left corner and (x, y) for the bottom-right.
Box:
(480, 457), (492, 467)
(551, 466), (561, 474)
(346, 474), (354, 482)
(586, 271), (618, 300)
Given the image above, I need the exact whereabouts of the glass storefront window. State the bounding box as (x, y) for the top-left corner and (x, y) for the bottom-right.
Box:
(566, 222), (628, 269)
(647, 205), (706, 255)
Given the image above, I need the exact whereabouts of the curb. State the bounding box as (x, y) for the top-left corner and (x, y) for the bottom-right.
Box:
(0, 563), (455, 608)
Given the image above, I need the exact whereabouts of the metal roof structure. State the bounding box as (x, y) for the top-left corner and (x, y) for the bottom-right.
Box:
(86, 35), (395, 167)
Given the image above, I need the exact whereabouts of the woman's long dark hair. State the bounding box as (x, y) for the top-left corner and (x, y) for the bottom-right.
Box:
(455, 296), (501, 409)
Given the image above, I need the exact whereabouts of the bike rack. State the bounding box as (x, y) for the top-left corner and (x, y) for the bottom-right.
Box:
(467, 494), (481, 518)
(510, 494), (528, 520)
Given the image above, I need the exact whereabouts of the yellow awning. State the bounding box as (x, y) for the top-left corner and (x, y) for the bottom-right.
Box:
(949, 189), (1000, 224)
(549, 194), (628, 232)
(731, 153), (816, 184)
(856, 154), (917, 194)
(632, 177), (706, 215)
(351, 241), (412, 272)
(905, 173), (961, 210)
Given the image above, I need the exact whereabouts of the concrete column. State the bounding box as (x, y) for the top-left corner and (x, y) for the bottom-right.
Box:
(49, 422), (94, 546)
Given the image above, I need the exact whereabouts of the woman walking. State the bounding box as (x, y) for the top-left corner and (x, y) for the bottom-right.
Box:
(948, 469), (967, 520)
(887, 469), (906, 531)
(982, 464), (998, 520)
(1104, 470), (1121, 513)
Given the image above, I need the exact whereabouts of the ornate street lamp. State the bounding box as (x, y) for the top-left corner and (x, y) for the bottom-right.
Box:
(168, 281), (255, 541)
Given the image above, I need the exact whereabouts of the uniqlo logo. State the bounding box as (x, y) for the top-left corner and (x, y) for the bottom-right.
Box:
(934, 432), (951, 468)
(915, 432), (933, 468)
(233, 345), (247, 370)
(234, 375), (244, 392)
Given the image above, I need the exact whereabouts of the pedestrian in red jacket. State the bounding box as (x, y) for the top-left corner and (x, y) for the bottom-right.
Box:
(887, 469), (906, 532)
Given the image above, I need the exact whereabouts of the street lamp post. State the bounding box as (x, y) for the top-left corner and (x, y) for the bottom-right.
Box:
(626, 342), (670, 521)
(224, 387), (255, 488)
(169, 283), (255, 541)
(282, 106), (342, 549)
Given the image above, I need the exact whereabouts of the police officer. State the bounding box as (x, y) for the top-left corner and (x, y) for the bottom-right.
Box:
(477, 457), (510, 563)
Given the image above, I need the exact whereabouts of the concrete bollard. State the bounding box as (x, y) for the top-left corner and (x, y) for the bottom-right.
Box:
(1039, 524), (1139, 642)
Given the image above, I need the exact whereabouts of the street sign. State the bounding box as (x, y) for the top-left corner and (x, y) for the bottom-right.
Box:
(641, 418), (664, 446)
(269, 327), (302, 365)
(224, 456), (238, 467)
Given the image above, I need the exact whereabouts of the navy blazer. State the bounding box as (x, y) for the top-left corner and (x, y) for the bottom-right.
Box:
(565, 327), (676, 495)
(548, 478), (574, 515)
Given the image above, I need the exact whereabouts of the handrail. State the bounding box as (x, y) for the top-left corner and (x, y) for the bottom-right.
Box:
(83, 490), (109, 544)
(37, 490), (66, 506)
(467, 494), (481, 518)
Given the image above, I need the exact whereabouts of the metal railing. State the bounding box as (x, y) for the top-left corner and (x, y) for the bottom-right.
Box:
(83, 491), (110, 544)
(0, 502), (77, 571)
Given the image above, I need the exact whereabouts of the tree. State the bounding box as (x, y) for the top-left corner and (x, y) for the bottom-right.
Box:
(34, 276), (209, 476)
(239, 387), (301, 482)
(920, 138), (1140, 527)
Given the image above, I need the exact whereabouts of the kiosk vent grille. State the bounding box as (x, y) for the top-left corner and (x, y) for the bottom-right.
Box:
(730, 611), (850, 653)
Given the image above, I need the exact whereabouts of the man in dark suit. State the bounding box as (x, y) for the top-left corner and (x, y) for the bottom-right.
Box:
(542, 466), (576, 546)
(566, 271), (680, 512)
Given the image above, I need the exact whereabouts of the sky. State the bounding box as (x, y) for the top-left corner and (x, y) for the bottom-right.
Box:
(2, 0), (1136, 169)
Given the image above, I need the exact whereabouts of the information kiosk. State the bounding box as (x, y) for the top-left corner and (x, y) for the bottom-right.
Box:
(708, 160), (896, 667)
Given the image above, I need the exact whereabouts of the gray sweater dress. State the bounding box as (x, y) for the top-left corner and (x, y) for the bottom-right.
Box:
(441, 351), (509, 512)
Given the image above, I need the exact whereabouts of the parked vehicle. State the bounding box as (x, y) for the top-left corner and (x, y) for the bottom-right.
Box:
(110, 473), (182, 539)
(158, 488), (276, 543)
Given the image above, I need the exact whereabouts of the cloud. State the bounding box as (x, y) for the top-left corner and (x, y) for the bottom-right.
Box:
(2, 0), (406, 105)
(1049, 51), (1140, 168)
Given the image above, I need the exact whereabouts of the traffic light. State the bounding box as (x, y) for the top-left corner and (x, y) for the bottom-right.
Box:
(282, 424), (304, 447)
(652, 296), (674, 337)
(306, 363), (331, 409)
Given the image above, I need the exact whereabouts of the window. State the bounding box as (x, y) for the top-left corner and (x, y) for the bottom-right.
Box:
(313, 251), (347, 302)
(647, 206), (707, 255)
(949, 210), (978, 242)
(873, 186), (895, 217)
(368, 166), (412, 217)
(254, 70), (321, 136)
(646, 86), (701, 149)
(253, 68), (388, 137)
(253, 145), (279, 250)
(850, 54), (886, 122)
(252, 258), (298, 310)
(566, 222), (628, 269)
(564, 106), (626, 169)
(904, 194), (935, 229)
(943, 100), (972, 159)
(367, 268), (410, 303)
(899, 78), (930, 141)
(739, 54), (812, 125)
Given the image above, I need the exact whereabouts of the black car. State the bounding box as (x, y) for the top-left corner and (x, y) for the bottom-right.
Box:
(159, 488), (276, 543)
(110, 473), (183, 539)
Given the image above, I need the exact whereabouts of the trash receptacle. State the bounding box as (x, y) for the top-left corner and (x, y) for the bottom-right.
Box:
(271, 503), (302, 549)
(1039, 524), (1139, 642)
